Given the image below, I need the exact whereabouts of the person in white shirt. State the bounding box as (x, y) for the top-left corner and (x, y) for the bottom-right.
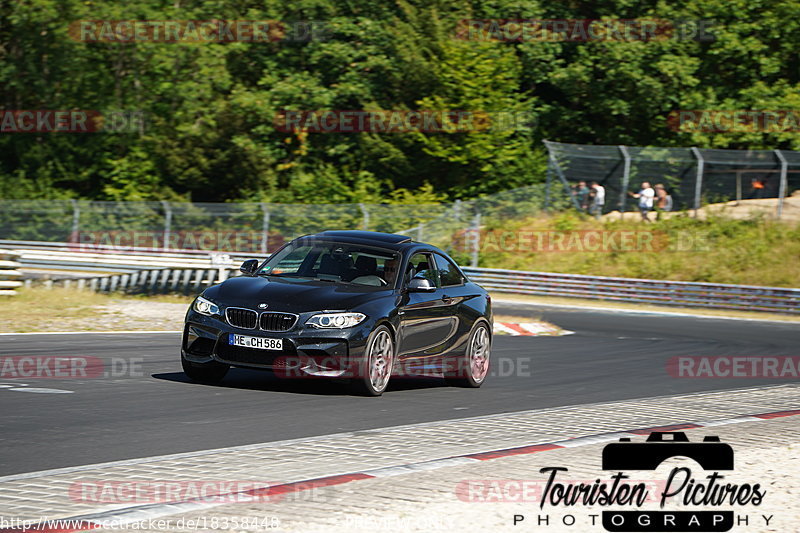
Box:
(589, 181), (605, 219)
(629, 181), (655, 222)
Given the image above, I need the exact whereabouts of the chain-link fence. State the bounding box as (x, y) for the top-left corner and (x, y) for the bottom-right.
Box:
(544, 141), (800, 217)
(0, 200), (458, 253)
(0, 184), (561, 267)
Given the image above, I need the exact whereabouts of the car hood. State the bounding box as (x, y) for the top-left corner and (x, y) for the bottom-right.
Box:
(204, 275), (390, 313)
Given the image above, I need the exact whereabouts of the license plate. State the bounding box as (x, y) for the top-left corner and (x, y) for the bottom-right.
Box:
(229, 334), (283, 351)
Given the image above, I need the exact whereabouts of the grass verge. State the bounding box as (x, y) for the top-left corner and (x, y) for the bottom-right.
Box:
(0, 287), (188, 333)
(470, 212), (800, 287)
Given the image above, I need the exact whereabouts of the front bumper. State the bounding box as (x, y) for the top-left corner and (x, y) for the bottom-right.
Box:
(182, 310), (371, 378)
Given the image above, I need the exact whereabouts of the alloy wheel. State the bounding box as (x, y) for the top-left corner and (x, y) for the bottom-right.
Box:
(368, 330), (393, 393)
(470, 325), (490, 383)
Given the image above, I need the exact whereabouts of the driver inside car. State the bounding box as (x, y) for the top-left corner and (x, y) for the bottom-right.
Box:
(381, 258), (399, 285)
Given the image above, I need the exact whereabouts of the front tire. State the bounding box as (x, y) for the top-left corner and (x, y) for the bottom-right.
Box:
(351, 325), (394, 396)
(181, 352), (230, 383)
(445, 321), (491, 388)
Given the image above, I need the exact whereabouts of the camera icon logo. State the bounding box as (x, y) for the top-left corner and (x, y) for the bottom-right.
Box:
(602, 432), (734, 471)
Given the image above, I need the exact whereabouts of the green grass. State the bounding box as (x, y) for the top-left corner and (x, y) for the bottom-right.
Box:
(475, 212), (800, 287)
(0, 287), (113, 332)
(0, 287), (191, 332)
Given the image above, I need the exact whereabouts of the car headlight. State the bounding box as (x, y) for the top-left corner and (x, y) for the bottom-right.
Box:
(306, 312), (366, 329)
(193, 296), (220, 316)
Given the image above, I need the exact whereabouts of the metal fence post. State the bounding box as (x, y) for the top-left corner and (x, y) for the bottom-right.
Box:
(260, 203), (270, 254)
(161, 200), (172, 250)
(691, 147), (705, 216)
(735, 170), (742, 205)
(618, 145), (631, 215)
(470, 213), (481, 267)
(70, 199), (80, 241)
(775, 149), (788, 220)
(544, 162), (553, 212)
(359, 203), (370, 230)
(548, 152), (581, 211)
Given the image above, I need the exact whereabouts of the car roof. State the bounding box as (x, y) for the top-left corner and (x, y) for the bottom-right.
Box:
(288, 231), (466, 280)
(303, 230), (414, 250)
(297, 231), (457, 260)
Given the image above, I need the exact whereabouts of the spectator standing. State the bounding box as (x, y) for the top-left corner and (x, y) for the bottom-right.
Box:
(575, 180), (590, 211)
(629, 181), (655, 222)
(589, 181), (605, 219)
(576, 180), (589, 211)
(654, 183), (672, 219)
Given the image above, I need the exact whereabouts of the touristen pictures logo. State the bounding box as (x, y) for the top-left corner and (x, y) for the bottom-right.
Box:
(510, 432), (770, 532)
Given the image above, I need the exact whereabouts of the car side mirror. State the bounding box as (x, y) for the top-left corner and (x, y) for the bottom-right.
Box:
(407, 276), (435, 292)
(239, 259), (259, 276)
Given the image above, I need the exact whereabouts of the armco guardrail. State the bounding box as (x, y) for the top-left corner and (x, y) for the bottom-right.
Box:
(32, 263), (800, 315)
(0, 250), (23, 295)
(0, 240), (263, 274)
(461, 267), (800, 314)
(29, 267), (239, 294)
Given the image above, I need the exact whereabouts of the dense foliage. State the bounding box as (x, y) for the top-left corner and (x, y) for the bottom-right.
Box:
(2, 0), (799, 203)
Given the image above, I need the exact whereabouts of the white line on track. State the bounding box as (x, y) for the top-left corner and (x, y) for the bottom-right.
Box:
(8, 387), (73, 393)
(0, 330), (181, 336)
(493, 298), (800, 323)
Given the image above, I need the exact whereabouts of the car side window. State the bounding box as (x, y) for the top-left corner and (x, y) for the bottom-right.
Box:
(434, 253), (465, 287)
(406, 252), (439, 288)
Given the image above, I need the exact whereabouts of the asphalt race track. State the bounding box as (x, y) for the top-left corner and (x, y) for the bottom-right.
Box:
(1, 303), (798, 476)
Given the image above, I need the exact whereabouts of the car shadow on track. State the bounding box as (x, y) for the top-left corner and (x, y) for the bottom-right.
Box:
(153, 369), (449, 396)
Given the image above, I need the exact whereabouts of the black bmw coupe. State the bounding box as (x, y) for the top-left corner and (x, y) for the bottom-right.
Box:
(181, 230), (492, 396)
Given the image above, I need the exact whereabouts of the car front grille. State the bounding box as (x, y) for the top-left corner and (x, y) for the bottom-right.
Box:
(260, 312), (298, 332)
(225, 307), (298, 331)
(226, 307), (258, 329)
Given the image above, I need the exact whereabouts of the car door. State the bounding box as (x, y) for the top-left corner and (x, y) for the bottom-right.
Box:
(396, 252), (457, 369)
(432, 252), (475, 354)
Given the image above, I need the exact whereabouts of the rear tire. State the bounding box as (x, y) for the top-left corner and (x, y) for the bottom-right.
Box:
(351, 325), (394, 396)
(181, 353), (229, 383)
(445, 321), (491, 388)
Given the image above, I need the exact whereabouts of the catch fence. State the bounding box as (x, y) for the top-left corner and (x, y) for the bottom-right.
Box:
(544, 141), (800, 217)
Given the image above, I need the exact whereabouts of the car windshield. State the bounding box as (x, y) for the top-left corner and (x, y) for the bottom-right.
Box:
(258, 240), (400, 287)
